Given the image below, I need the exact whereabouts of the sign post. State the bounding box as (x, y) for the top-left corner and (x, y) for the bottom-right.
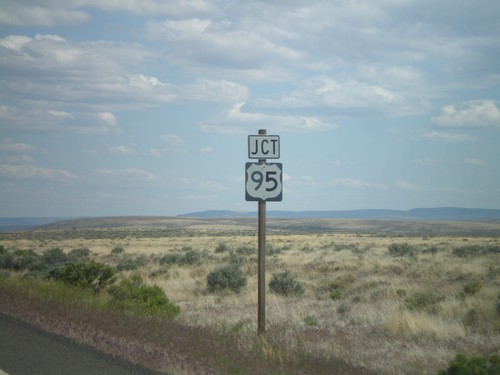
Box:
(245, 129), (282, 334)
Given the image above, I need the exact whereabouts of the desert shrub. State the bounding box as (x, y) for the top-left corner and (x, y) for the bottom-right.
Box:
(159, 253), (180, 265)
(438, 354), (500, 375)
(68, 247), (91, 261)
(13, 252), (43, 271)
(337, 303), (350, 315)
(330, 288), (344, 300)
(13, 249), (36, 256)
(116, 256), (147, 271)
(236, 246), (254, 256)
(0, 251), (15, 269)
(388, 242), (416, 257)
(0, 245), (6, 254)
(215, 242), (230, 253)
(111, 246), (125, 254)
(48, 262), (116, 292)
(462, 307), (496, 334)
(224, 251), (245, 266)
(182, 249), (202, 265)
(0, 270), (10, 278)
(159, 249), (202, 266)
(304, 315), (318, 327)
(405, 292), (444, 314)
(422, 245), (439, 255)
(462, 280), (482, 296)
(43, 248), (67, 265)
(206, 265), (247, 293)
(452, 245), (483, 258)
(485, 244), (500, 254)
(301, 246), (314, 253)
(269, 270), (304, 297)
(108, 274), (180, 318)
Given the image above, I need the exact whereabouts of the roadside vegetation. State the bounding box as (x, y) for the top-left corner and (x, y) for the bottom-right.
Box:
(0, 219), (499, 374)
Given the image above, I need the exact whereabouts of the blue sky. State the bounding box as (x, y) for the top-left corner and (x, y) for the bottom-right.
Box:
(0, 0), (499, 217)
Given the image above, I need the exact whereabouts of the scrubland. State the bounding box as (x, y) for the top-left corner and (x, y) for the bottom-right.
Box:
(0, 217), (499, 374)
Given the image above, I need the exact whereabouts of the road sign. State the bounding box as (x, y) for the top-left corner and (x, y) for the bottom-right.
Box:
(245, 162), (282, 201)
(248, 135), (280, 159)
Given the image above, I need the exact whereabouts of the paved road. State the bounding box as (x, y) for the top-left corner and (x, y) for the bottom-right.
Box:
(0, 313), (165, 375)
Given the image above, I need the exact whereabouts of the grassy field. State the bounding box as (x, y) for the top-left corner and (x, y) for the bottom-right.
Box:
(1, 217), (499, 374)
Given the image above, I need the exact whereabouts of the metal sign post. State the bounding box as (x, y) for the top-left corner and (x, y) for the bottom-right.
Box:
(245, 129), (282, 334)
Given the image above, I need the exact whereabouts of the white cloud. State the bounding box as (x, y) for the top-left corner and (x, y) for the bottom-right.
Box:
(95, 168), (157, 180)
(0, 164), (79, 180)
(258, 77), (417, 116)
(181, 79), (249, 102)
(286, 175), (318, 187)
(160, 134), (185, 145)
(0, 142), (46, 154)
(0, 0), (215, 27)
(87, 0), (216, 16)
(202, 102), (337, 134)
(0, 106), (123, 134)
(464, 158), (486, 166)
(395, 181), (424, 191)
(199, 146), (213, 153)
(331, 178), (388, 190)
(0, 35), (32, 51)
(145, 17), (303, 72)
(433, 100), (500, 128)
(0, 4), (89, 27)
(108, 145), (137, 156)
(420, 131), (476, 142)
(412, 158), (441, 165)
(98, 112), (117, 126)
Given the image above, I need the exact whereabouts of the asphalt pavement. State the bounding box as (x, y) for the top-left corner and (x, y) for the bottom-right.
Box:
(0, 313), (165, 375)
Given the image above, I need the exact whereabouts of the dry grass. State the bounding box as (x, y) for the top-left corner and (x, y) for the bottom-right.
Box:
(1, 218), (499, 374)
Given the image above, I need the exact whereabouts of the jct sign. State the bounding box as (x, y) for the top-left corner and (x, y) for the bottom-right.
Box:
(248, 135), (280, 159)
(245, 129), (282, 335)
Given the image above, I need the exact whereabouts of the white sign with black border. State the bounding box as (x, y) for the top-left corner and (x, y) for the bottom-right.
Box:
(248, 135), (280, 159)
(245, 162), (283, 201)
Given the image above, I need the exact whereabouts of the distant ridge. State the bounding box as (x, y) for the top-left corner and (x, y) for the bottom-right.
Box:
(0, 217), (74, 232)
(178, 208), (500, 221)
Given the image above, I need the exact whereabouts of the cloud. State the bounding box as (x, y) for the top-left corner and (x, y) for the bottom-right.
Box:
(258, 77), (415, 115)
(0, 34), (173, 111)
(95, 168), (157, 180)
(395, 181), (424, 191)
(420, 131), (476, 142)
(199, 146), (213, 153)
(464, 158), (486, 166)
(0, 0), (215, 27)
(98, 112), (117, 126)
(180, 79), (249, 102)
(433, 100), (500, 128)
(0, 141), (46, 154)
(331, 178), (388, 190)
(202, 102), (337, 134)
(0, 164), (79, 180)
(286, 175), (318, 187)
(108, 145), (137, 156)
(87, 0), (216, 17)
(412, 158), (441, 165)
(160, 134), (185, 145)
(0, 106), (122, 134)
(145, 17), (303, 71)
(0, 3), (90, 27)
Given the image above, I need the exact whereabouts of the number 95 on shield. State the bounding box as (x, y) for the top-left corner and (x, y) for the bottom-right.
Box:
(245, 162), (283, 202)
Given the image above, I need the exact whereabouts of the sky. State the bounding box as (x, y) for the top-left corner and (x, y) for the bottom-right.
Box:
(0, 0), (499, 217)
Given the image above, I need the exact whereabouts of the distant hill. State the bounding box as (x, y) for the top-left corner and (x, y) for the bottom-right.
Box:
(0, 217), (69, 232)
(178, 208), (500, 221)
